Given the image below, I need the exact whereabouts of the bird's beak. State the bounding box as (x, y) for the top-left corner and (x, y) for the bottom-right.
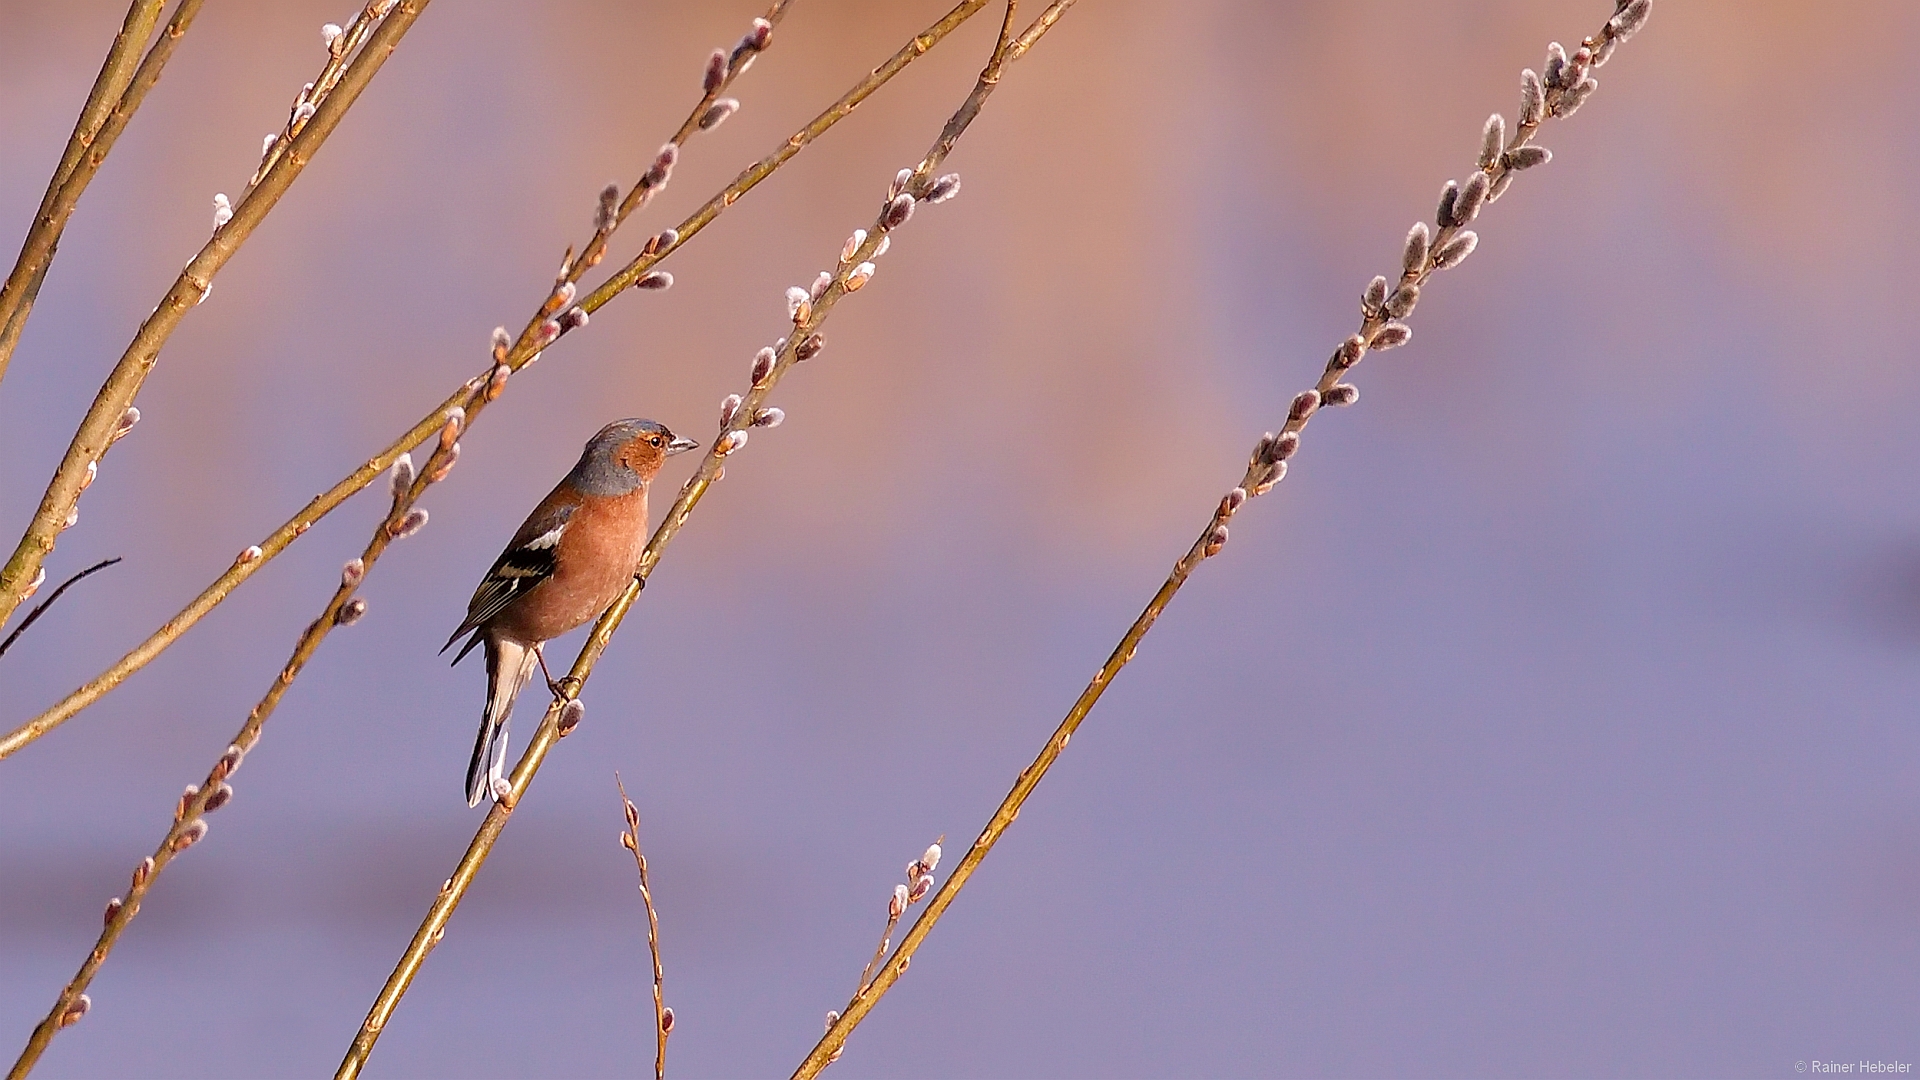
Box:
(666, 435), (701, 456)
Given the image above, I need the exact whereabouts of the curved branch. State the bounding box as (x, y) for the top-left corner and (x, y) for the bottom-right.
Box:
(0, 0), (174, 386)
(0, 0), (428, 634)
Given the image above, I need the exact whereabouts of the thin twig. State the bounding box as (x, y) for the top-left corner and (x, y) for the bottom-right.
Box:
(0, 559), (121, 660)
(3, 423), (459, 1079)
(0, 0), (426, 635)
(0, 0), (982, 762)
(336, 4), (1008, 1074)
(792, 3), (1654, 1075)
(617, 775), (669, 1080)
(0, 0), (169, 387)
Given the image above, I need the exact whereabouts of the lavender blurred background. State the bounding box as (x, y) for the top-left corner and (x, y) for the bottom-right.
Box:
(3, 2), (1916, 1077)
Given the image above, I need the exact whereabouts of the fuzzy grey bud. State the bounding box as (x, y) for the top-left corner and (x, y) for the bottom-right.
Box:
(1402, 223), (1430, 277)
(1544, 42), (1568, 89)
(908, 874), (934, 902)
(220, 744), (246, 776)
(785, 286), (811, 322)
(1385, 283), (1419, 318)
(810, 271), (833, 302)
(660, 1007), (675, 1035)
(1254, 460), (1287, 495)
(104, 897), (122, 925)
(132, 857), (153, 888)
(535, 320), (561, 346)
(342, 558), (365, 589)
(1362, 276), (1389, 318)
(646, 228), (679, 255)
(890, 883), (909, 918)
(1268, 431), (1300, 462)
(1590, 35), (1619, 67)
(1289, 390), (1320, 422)
(560, 306), (589, 332)
(1252, 433), (1275, 470)
(718, 430), (748, 455)
(841, 229), (867, 264)
(1565, 46), (1593, 88)
(1430, 230), (1477, 270)
(1436, 180), (1460, 228)
(595, 183), (619, 231)
(752, 407), (784, 428)
(1203, 524), (1228, 559)
(746, 17), (773, 51)
(880, 193), (914, 231)
(1487, 172), (1515, 204)
(491, 327), (511, 362)
(203, 781), (233, 813)
(1224, 487), (1248, 513)
(889, 168), (914, 199)
(336, 597), (367, 626)
(1324, 383), (1360, 407)
(699, 98), (739, 131)
(557, 698), (585, 735)
(112, 406), (140, 442)
(171, 818), (208, 852)
(1479, 114), (1506, 170)
(1519, 69), (1545, 126)
(845, 262), (875, 292)
(1555, 78), (1598, 118)
(1371, 322), (1413, 349)
(719, 394), (742, 428)
(751, 347), (776, 386)
(795, 333), (824, 361)
(703, 49), (727, 93)
(1505, 146), (1551, 171)
(486, 363), (510, 400)
(390, 507), (428, 540)
(1330, 334), (1366, 371)
(235, 545), (262, 567)
(56, 995), (90, 1030)
(635, 270), (673, 291)
(642, 143), (678, 189)
(212, 192), (233, 229)
(924, 173), (962, 203)
(1456, 171), (1491, 223)
(389, 454), (414, 499)
(1609, 0), (1652, 41)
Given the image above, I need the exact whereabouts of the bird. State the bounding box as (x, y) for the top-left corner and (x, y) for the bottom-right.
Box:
(443, 418), (699, 806)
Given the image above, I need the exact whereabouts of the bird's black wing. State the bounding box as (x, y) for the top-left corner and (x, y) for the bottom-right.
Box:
(441, 500), (575, 663)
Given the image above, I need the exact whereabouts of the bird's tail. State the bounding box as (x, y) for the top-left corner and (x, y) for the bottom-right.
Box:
(466, 636), (538, 807)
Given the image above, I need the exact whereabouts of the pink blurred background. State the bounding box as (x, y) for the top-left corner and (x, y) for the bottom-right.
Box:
(3, 1), (1917, 1076)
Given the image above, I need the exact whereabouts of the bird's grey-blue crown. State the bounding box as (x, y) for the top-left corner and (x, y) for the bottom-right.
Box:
(569, 418), (672, 495)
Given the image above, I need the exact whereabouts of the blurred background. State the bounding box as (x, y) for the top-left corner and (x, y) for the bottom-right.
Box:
(2, 1), (1916, 1077)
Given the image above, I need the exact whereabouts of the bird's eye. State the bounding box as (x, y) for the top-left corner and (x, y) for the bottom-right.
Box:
(649, 434), (663, 446)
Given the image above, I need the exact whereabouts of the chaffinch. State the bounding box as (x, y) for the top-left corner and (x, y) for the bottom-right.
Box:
(443, 418), (699, 806)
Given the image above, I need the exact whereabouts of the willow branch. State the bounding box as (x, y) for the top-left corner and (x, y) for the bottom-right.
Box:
(0, 0), (427, 634)
(4, 410), (465, 1079)
(0, 0), (983, 761)
(617, 776), (670, 1080)
(793, 4), (1653, 1075)
(337, 4), (1010, 1074)
(0, 0), (175, 387)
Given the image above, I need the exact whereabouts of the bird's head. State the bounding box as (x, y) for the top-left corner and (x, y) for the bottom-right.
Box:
(572, 418), (699, 494)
